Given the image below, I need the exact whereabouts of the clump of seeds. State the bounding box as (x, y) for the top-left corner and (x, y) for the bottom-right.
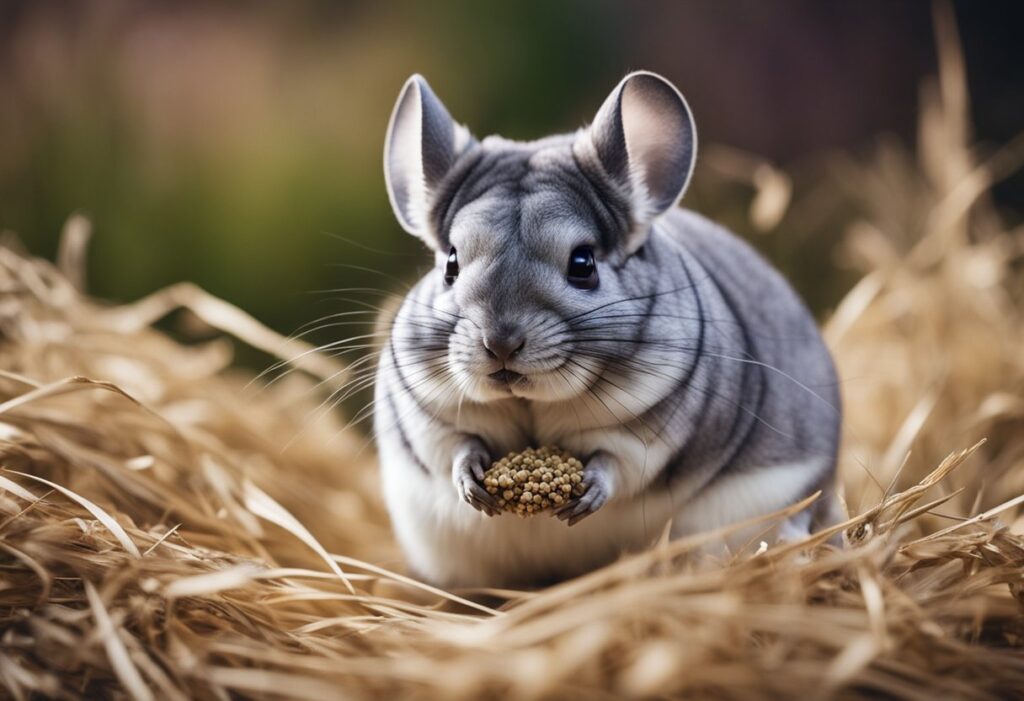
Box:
(483, 446), (586, 517)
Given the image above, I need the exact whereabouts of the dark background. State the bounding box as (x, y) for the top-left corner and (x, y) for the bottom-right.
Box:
(1, 1), (1021, 360)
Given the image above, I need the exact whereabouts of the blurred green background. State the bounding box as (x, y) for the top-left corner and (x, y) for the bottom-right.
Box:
(1, 1), (1022, 363)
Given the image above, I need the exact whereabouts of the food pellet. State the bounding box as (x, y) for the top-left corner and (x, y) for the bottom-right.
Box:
(482, 446), (586, 517)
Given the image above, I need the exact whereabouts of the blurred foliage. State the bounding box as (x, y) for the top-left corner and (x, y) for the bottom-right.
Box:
(0, 1), (628, 340)
(0, 1), (1019, 367)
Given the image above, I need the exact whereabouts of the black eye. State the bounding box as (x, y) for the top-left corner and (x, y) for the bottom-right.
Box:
(567, 246), (598, 289)
(444, 247), (459, 285)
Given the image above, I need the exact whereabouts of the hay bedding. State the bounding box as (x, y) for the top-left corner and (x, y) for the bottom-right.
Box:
(3, 28), (1024, 701)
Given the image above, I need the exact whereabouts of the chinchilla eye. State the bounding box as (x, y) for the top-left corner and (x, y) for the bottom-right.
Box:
(567, 245), (598, 289)
(444, 247), (459, 285)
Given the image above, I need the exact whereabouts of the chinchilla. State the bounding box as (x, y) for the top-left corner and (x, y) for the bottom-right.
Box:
(373, 71), (842, 587)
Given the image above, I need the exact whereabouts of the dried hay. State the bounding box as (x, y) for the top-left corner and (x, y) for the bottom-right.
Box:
(2, 14), (1024, 701)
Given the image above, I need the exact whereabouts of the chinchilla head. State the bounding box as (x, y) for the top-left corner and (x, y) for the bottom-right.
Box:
(384, 71), (697, 403)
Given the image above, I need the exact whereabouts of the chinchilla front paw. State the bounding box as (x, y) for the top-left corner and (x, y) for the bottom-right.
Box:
(452, 440), (498, 516)
(555, 457), (613, 526)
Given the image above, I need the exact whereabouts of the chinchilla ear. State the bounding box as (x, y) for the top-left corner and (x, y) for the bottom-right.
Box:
(586, 71), (697, 248)
(384, 74), (474, 248)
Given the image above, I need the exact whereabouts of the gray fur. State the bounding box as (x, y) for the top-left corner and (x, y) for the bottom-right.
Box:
(374, 72), (841, 587)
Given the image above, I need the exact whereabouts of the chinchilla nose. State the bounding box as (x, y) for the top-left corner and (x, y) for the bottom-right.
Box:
(482, 328), (525, 363)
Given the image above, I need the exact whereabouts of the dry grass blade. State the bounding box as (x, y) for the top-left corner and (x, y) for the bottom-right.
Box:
(164, 564), (264, 599)
(98, 282), (346, 385)
(0, 474), (39, 502)
(84, 582), (154, 701)
(905, 493), (1024, 546)
(242, 480), (356, 594)
(8, 470), (141, 557)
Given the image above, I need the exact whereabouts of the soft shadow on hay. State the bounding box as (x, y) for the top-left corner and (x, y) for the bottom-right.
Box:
(2, 13), (1024, 701)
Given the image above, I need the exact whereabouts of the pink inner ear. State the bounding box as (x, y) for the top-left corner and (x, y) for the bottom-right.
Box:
(385, 75), (475, 246)
(620, 76), (692, 210)
(387, 81), (429, 232)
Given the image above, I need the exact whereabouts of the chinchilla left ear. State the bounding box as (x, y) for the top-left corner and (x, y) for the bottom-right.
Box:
(384, 74), (475, 249)
(584, 71), (697, 250)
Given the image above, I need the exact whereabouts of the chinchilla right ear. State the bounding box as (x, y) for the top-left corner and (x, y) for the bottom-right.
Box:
(384, 75), (475, 249)
(584, 71), (697, 253)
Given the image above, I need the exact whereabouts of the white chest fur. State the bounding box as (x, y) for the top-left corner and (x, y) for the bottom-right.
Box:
(378, 439), (679, 587)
